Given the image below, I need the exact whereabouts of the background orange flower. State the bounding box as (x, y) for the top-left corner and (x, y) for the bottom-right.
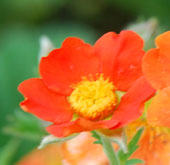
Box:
(17, 144), (62, 165)
(143, 31), (170, 127)
(126, 120), (170, 165)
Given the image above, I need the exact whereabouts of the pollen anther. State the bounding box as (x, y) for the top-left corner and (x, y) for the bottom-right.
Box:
(69, 75), (117, 120)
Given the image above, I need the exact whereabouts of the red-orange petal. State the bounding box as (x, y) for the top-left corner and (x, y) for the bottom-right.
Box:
(111, 77), (156, 127)
(143, 32), (170, 90)
(46, 118), (119, 137)
(46, 77), (155, 137)
(40, 37), (99, 96)
(147, 87), (170, 127)
(94, 30), (144, 91)
(18, 78), (73, 123)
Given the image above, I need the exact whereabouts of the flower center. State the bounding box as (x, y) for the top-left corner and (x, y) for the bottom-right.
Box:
(69, 75), (117, 121)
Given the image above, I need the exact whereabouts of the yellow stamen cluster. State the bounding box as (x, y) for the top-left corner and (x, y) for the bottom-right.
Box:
(69, 75), (117, 121)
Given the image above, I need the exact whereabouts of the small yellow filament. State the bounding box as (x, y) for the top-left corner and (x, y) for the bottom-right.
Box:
(69, 75), (117, 121)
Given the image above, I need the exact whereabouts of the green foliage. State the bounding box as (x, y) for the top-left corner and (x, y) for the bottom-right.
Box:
(3, 110), (47, 141)
(126, 159), (144, 165)
(118, 128), (144, 165)
(92, 128), (144, 165)
(0, 139), (20, 165)
(91, 130), (102, 144)
(92, 131), (120, 165)
(1, 110), (47, 164)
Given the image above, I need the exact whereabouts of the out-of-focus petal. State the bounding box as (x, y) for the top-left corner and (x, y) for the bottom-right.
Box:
(143, 31), (170, 90)
(156, 31), (170, 52)
(147, 87), (170, 127)
(143, 48), (170, 90)
(61, 132), (108, 165)
(17, 144), (62, 165)
(126, 119), (170, 165)
(132, 129), (170, 165)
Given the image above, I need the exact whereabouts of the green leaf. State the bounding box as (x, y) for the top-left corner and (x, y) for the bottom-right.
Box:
(3, 110), (47, 141)
(91, 130), (102, 144)
(92, 131), (120, 165)
(118, 127), (144, 162)
(38, 134), (78, 149)
(126, 159), (145, 165)
(128, 127), (143, 145)
(0, 139), (20, 165)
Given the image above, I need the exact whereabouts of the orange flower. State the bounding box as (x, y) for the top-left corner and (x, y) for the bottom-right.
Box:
(61, 132), (108, 165)
(143, 31), (170, 127)
(18, 31), (155, 137)
(127, 120), (170, 165)
(17, 144), (62, 165)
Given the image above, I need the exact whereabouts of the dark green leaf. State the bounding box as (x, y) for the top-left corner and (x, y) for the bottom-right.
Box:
(91, 131), (102, 144)
(128, 128), (144, 149)
(0, 139), (20, 165)
(118, 128), (144, 161)
(126, 127), (144, 158)
(3, 110), (47, 141)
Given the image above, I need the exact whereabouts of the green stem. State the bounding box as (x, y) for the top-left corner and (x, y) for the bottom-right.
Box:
(0, 138), (20, 165)
(100, 134), (120, 165)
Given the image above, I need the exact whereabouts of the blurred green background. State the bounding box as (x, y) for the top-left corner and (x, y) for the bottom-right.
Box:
(0, 0), (170, 164)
